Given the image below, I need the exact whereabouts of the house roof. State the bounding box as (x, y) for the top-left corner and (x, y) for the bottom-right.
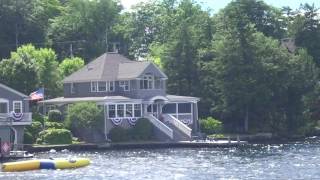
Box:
(40, 96), (142, 104)
(166, 95), (200, 102)
(0, 83), (28, 98)
(63, 52), (167, 83)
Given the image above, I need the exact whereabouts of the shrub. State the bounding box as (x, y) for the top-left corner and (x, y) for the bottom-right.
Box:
(48, 109), (63, 122)
(24, 121), (43, 143)
(36, 129), (72, 145)
(32, 112), (45, 123)
(45, 122), (65, 129)
(109, 118), (154, 142)
(108, 127), (129, 142)
(65, 102), (103, 130)
(200, 117), (223, 135)
(129, 118), (153, 140)
(24, 131), (33, 144)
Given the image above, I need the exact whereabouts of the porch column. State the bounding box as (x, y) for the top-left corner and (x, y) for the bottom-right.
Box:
(104, 104), (107, 140)
(193, 102), (199, 133)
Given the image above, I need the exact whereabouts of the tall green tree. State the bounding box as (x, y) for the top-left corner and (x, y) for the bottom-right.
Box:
(0, 45), (61, 97)
(0, 0), (62, 59)
(288, 3), (320, 66)
(47, 0), (121, 61)
(58, 57), (85, 77)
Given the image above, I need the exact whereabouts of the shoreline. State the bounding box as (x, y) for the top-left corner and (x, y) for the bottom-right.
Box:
(25, 141), (248, 153)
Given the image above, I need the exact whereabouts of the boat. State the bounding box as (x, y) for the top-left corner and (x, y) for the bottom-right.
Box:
(2, 158), (90, 172)
(9, 151), (34, 159)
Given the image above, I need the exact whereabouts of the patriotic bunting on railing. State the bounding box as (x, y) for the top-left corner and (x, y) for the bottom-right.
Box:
(10, 111), (24, 121)
(110, 118), (122, 126)
(127, 117), (138, 126)
(110, 117), (139, 126)
(180, 118), (192, 125)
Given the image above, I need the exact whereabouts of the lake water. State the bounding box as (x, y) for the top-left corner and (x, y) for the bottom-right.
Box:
(1, 138), (320, 179)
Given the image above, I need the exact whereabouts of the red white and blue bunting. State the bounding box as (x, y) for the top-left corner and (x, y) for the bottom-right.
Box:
(180, 118), (192, 125)
(110, 118), (123, 126)
(110, 117), (139, 126)
(10, 111), (24, 121)
(127, 117), (138, 126)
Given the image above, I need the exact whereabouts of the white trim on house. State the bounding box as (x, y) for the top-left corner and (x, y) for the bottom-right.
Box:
(12, 101), (23, 113)
(119, 80), (130, 91)
(0, 83), (28, 98)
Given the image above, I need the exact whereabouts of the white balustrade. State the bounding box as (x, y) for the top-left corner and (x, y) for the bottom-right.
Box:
(164, 114), (192, 138)
(144, 114), (173, 139)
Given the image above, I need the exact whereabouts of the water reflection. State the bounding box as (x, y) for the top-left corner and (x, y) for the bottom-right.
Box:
(1, 139), (320, 179)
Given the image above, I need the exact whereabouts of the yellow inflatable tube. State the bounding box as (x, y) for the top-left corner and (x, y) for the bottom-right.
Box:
(2, 158), (90, 172)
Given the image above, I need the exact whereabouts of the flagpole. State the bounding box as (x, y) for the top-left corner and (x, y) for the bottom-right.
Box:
(42, 87), (45, 130)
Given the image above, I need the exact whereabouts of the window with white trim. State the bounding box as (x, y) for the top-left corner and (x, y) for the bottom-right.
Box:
(134, 104), (142, 117)
(91, 81), (98, 92)
(108, 81), (115, 92)
(98, 81), (107, 92)
(125, 104), (133, 117)
(108, 104), (116, 118)
(120, 81), (130, 91)
(140, 74), (154, 89)
(13, 101), (22, 113)
(108, 104), (142, 118)
(117, 104), (124, 117)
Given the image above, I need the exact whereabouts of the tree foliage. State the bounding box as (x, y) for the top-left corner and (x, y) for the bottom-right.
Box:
(58, 57), (85, 77)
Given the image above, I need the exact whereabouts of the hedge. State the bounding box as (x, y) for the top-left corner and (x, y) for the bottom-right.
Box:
(24, 121), (43, 143)
(45, 122), (65, 129)
(36, 128), (73, 145)
(108, 118), (153, 142)
(48, 109), (63, 122)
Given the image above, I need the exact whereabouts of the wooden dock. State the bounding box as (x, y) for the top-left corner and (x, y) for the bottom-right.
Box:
(25, 140), (248, 153)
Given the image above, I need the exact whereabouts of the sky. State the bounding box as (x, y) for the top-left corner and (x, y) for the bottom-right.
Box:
(120, 0), (320, 13)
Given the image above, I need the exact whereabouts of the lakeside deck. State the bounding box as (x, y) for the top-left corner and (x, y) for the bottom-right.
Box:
(25, 140), (248, 153)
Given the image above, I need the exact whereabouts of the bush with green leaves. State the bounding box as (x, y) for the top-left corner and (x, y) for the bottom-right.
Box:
(108, 127), (129, 142)
(24, 121), (43, 143)
(200, 117), (223, 135)
(48, 109), (63, 122)
(24, 131), (34, 144)
(36, 129), (72, 145)
(65, 102), (103, 130)
(109, 118), (154, 142)
(129, 118), (153, 140)
(45, 122), (65, 129)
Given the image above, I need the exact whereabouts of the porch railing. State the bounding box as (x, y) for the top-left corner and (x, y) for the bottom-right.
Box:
(0, 113), (32, 125)
(163, 114), (192, 138)
(144, 114), (173, 139)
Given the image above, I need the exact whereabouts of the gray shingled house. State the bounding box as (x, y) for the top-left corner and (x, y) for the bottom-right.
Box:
(42, 52), (200, 141)
(0, 83), (32, 151)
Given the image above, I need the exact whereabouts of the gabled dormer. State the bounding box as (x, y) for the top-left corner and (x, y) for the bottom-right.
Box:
(62, 53), (167, 99)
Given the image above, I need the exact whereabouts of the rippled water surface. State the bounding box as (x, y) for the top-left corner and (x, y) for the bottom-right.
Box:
(2, 139), (320, 179)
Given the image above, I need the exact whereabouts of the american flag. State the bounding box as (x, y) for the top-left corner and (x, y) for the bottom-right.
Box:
(29, 88), (44, 101)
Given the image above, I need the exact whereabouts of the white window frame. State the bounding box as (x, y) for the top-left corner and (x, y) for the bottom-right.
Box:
(140, 74), (154, 89)
(108, 81), (115, 92)
(13, 101), (23, 113)
(0, 98), (9, 113)
(70, 83), (75, 94)
(97, 81), (107, 92)
(107, 103), (142, 118)
(119, 81), (130, 91)
(91, 81), (98, 92)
